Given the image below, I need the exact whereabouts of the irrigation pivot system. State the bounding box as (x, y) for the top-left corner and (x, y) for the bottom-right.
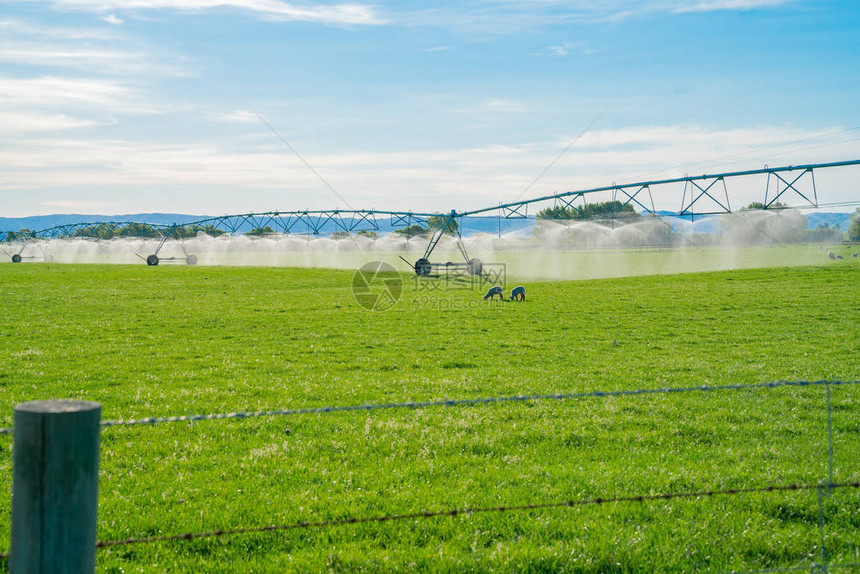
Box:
(3, 159), (859, 272)
(401, 210), (485, 277)
(6, 242), (51, 264)
(461, 159), (860, 220)
(137, 225), (198, 266)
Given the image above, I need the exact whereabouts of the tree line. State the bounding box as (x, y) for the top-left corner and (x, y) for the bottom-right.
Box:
(535, 200), (641, 221)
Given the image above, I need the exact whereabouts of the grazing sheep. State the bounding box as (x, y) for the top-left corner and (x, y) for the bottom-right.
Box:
(836, 255), (843, 260)
(853, 253), (858, 258)
(511, 286), (526, 301)
(483, 286), (504, 300)
(828, 252), (836, 260)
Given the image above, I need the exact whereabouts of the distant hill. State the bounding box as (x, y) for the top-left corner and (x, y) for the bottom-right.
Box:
(805, 211), (852, 231)
(654, 210), (854, 233)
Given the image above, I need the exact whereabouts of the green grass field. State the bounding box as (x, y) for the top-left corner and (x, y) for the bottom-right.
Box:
(1, 257), (859, 572)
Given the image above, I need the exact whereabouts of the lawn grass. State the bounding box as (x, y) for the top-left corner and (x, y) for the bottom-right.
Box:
(0, 258), (858, 572)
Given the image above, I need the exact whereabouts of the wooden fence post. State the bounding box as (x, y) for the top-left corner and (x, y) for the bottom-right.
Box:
(10, 400), (101, 574)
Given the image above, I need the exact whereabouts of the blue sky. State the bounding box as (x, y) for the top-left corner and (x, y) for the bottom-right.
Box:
(2, 0), (859, 216)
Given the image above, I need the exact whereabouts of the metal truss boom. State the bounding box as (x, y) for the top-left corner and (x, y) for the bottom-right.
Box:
(460, 159), (860, 217)
(2, 159), (859, 246)
(0, 211), (437, 242)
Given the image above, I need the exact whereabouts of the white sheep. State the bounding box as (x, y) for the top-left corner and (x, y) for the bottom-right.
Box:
(483, 286), (504, 300)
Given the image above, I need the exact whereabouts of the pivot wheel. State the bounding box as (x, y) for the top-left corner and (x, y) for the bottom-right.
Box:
(11, 254), (22, 263)
(146, 254), (159, 266)
(186, 254), (198, 266)
(414, 258), (432, 276)
(466, 258), (483, 276)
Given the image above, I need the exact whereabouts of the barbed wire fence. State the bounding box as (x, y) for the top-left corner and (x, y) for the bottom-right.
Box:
(1, 379), (852, 435)
(1, 379), (858, 572)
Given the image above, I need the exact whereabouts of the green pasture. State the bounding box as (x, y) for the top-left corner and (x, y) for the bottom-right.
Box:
(0, 255), (858, 572)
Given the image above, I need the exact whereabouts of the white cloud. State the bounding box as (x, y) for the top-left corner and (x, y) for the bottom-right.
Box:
(0, 45), (188, 75)
(41, 199), (124, 211)
(0, 19), (188, 75)
(483, 99), (530, 113)
(3, 124), (857, 215)
(0, 18), (113, 40)
(534, 41), (594, 57)
(0, 76), (133, 108)
(0, 111), (97, 133)
(102, 13), (124, 24)
(1, 47), (138, 68)
(673, 0), (793, 13)
(447, 98), (532, 114)
(572, 125), (832, 152)
(547, 43), (569, 57)
(398, 1), (796, 32)
(482, 99), (529, 113)
(41, 0), (387, 25)
(212, 110), (260, 123)
(425, 46), (450, 52)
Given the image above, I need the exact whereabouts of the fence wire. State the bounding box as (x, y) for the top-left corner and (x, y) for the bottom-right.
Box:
(0, 379), (854, 436)
(5, 482), (845, 570)
(1, 380), (856, 569)
(57, 379), (860, 434)
(7, 483), (853, 560)
(85, 482), (856, 550)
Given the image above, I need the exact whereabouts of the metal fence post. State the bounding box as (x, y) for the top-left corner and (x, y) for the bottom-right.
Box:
(10, 400), (101, 574)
